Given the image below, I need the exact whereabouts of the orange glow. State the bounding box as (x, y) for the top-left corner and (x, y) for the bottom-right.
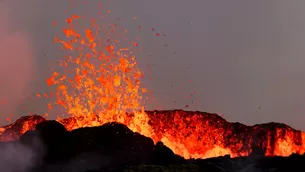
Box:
(1, 10), (305, 160)
(43, 14), (153, 139)
(2, 110), (305, 159)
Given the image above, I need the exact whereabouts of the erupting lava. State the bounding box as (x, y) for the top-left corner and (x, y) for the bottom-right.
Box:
(45, 14), (152, 138)
(1, 10), (305, 160)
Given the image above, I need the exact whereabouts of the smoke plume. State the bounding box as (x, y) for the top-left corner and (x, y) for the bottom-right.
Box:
(0, 134), (46, 172)
(0, 1), (35, 125)
(0, 142), (36, 172)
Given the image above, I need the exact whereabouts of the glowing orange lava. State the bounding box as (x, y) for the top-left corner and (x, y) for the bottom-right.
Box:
(2, 11), (305, 160)
(43, 14), (155, 137)
(40, 13), (305, 159)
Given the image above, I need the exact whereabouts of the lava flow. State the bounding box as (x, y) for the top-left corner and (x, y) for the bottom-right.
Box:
(1, 13), (305, 160)
(1, 110), (305, 159)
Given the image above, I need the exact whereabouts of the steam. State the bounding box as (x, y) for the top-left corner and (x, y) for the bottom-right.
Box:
(0, 134), (44, 172)
(0, 1), (35, 124)
(0, 142), (35, 172)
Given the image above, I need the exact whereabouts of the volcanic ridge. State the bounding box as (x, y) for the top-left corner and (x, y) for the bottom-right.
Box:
(0, 110), (304, 172)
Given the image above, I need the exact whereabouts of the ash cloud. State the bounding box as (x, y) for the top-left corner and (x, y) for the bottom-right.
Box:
(0, 1), (35, 125)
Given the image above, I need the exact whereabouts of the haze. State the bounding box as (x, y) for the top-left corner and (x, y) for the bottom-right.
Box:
(1, 0), (305, 130)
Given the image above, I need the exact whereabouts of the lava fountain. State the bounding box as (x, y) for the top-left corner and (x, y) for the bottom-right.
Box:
(1, 10), (305, 160)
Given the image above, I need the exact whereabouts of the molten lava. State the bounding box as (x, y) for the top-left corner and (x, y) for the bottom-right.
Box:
(1, 110), (305, 159)
(45, 14), (153, 139)
(1, 11), (305, 160)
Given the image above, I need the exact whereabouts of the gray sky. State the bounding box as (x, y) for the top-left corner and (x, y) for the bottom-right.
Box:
(1, 0), (305, 130)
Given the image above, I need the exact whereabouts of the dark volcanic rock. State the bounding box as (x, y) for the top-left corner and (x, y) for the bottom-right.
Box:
(149, 141), (185, 165)
(270, 153), (305, 172)
(20, 121), (158, 170)
(6, 120), (305, 172)
(37, 120), (71, 163)
(20, 120), (71, 163)
(69, 122), (155, 166)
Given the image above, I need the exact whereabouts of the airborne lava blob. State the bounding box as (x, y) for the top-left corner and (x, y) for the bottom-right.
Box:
(44, 15), (153, 138)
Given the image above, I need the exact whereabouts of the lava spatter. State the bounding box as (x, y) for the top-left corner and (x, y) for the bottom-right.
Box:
(43, 14), (153, 138)
(1, 7), (305, 161)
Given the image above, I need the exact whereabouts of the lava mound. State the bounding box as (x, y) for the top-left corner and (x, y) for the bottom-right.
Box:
(1, 110), (305, 159)
(146, 110), (305, 157)
(0, 118), (305, 172)
(0, 115), (46, 142)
